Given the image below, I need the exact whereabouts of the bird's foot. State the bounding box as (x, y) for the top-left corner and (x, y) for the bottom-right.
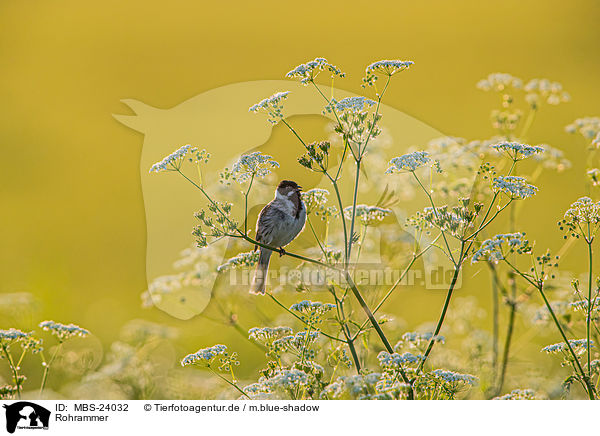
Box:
(278, 247), (287, 257)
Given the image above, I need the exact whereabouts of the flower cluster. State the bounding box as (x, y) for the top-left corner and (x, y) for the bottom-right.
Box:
(39, 321), (89, 342)
(193, 200), (238, 247)
(385, 151), (431, 173)
(429, 369), (478, 385)
(244, 367), (317, 399)
(0, 329), (42, 356)
(472, 232), (531, 263)
(324, 97), (376, 114)
(492, 389), (537, 400)
(559, 197), (600, 239)
(315, 205), (339, 222)
(323, 373), (383, 400)
(378, 351), (423, 368)
(412, 369), (478, 399)
(180, 344), (227, 366)
(262, 368), (311, 390)
(476, 73), (522, 92)
(532, 301), (570, 326)
(587, 168), (600, 187)
(532, 144), (570, 172)
(491, 109), (522, 132)
(541, 339), (592, 355)
(301, 188), (329, 215)
(430, 202), (482, 236)
(290, 300), (335, 324)
(142, 267), (210, 308)
(363, 59), (414, 87)
(565, 117), (600, 143)
(343, 205), (392, 226)
(426, 136), (485, 172)
(492, 176), (538, 199)
(0, 328), (30, 344)
(223, 152), (280, 184)
(491, 141), (544, 161)
(394, 332), (445, 355)
(320, 246), (343, 265)
(272, 331), (320, 357)
(569, 297), (600, 313)
(217, 250), (260, 272)
(149, 145), (210, 173)
(149, 144), (191, 173)
(298, 141), (330, 173)
(249, 91), (290, 124)
(524, 78), (570, 107)
(286, 57), (345, 85)
(248, 326), (293, 344)
(0, 385), (18, 400)
(328, 100), (381, 147)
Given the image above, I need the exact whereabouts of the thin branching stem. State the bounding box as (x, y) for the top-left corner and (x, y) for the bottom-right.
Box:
(352, 238), (438, 339)
(39, 342), (63, 396)
(307, 216), (327, 258)
(495, 292), (516, 396)
(346, 159), (362, 263)
(503, 258), (596, 399)
(417, 241), (466, 372)
(1, 345), (21, 399)
(586, 237), (594, 379)
(331, 290), (361, 372)
(412, 172), (455, 264)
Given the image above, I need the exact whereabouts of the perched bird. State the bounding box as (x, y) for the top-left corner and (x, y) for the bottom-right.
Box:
(251, 180), (306, 294)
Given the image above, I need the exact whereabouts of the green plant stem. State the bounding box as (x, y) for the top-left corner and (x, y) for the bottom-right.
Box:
(326, 175), (349, 261)
(307, 216), (327, 258)
(354, 225), (368, 268)
(309, 80), (359, 163)
(343, 272), (414, 395)
(494, 187), (519, 396)
(418, 241), (466, 372)
(281, 119), (310, 149)
(359, 75), (391, 158)
(39, 342), (62, 396)
(519, 107), (537, 139)
(346, 159), (362, 264)
(352, 239), (438, 339)
(1, 345), (21, 399)
(412, 172), (455, 264)
(587, 239), (593, 379)
(334, 143), (349, 180)
(488, 262), (501, 382)
(537, 281), (595, 400)
(331, 291), (361, 373)
(504, 260), (595, 399)
(467, 200), (513, 240)
(243, 173), (255, 234)
(496, 293), (516, 396)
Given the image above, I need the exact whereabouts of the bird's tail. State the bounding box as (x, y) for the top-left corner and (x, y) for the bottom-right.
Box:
(250, 248), (272, 295)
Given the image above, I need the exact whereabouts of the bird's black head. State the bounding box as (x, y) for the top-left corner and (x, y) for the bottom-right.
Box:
(277, 180), (302, 192)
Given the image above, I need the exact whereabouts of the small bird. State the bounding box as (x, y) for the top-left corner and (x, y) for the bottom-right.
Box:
(251, 180), (306, 294)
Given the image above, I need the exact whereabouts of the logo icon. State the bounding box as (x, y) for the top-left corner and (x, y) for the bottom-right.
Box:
(3, 402), (50, 433)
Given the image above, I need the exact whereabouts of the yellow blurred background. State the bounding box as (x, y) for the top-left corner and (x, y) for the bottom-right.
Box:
(2, 0), (600, 391)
